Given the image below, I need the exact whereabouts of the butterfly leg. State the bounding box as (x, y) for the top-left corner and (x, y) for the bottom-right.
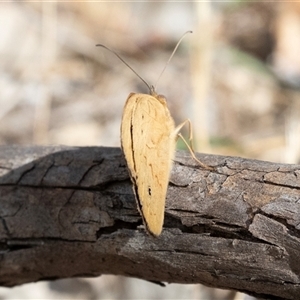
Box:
(174, 119), (213, 170)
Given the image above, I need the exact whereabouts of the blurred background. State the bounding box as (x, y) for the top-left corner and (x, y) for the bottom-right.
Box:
(0, 1), (299, 299)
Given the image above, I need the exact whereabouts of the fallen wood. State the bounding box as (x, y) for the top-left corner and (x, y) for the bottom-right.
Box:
(0, 145), (299, 299)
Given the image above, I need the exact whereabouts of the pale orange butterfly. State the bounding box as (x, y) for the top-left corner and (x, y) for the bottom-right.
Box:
(97, 31), (212, 236)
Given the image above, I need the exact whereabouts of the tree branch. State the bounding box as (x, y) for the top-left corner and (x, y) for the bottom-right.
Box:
(0, 145), (299, 299)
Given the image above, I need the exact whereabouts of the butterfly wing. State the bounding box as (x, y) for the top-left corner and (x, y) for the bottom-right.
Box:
(121, 93), (175, 236)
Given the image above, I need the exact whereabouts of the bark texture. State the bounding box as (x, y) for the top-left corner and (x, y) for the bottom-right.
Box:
(0, 145), (300, 299)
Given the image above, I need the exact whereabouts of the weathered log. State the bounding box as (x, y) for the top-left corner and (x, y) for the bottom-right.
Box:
(0, 145), (299, 299)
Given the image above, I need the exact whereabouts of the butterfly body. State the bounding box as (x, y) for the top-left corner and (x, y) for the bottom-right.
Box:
(97, 31), (194, 236)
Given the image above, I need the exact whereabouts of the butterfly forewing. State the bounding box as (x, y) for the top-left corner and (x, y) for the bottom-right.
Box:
(121, 93), (175, 236)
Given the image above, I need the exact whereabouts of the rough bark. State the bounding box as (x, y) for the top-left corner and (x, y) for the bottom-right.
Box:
(0, 145), (300, 299)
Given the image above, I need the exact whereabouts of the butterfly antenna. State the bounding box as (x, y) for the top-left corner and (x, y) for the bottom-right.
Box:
(154, 30), (192, 90)
(96, 44), (152, 92)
